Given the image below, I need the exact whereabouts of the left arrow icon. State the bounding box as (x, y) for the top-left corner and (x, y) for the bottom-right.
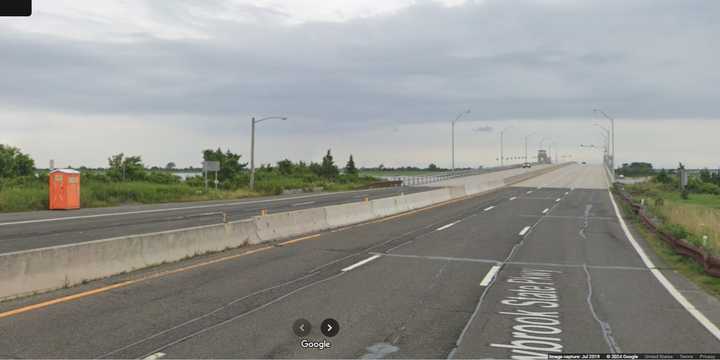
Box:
(293, 318), (311, 337)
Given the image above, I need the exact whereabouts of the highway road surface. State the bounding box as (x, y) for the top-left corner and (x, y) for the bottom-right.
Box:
(0, 164), (718, 358)
(0, 186), (429, 254)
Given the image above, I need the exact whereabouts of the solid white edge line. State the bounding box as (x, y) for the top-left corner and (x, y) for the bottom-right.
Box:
(341, 255), (382, 272)
(518, 226), (532, 237)
(480, 265), (501, 286)
(484, 206), (495, 212)
(607, 187), (720, 341)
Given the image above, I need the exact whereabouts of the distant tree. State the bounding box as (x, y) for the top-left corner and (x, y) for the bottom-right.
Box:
(0, 144), (34, 178)
(617, 162), (654, 177)
(107, 153), (146, 181)
(309, 162), (323, 177)
(345, 155), (358, 176)
(378, 163), (385, 171)
(202, 148), (247, 182)
(320, 149), (339, 179)
(427, 163), (438, 171)
(165, 162), (176, 170)
(699, 168), (712, 183)
(656, 169), (671, 184)
(277, 159), (293, 176)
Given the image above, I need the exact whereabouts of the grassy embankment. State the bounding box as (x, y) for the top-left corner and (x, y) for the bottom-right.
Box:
(619, 180), (720, 297)
(0, 173), (379, 212)
(625, 180), (720, 255)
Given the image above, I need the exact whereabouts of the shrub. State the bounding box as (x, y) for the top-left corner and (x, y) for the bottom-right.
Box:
(663, 223), (689, 240)
(145, 171), (181, 184)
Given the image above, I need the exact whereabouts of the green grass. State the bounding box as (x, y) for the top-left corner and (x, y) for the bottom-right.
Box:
(0, 181), (263, 212)
(615, 193), (720, 298)
(0, 174), (381, 212)
(625, 181), (720, 255)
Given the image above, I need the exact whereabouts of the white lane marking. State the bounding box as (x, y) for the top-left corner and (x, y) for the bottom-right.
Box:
(565, 191), (570, 196)
(518, 226), (532, 237)
(342, 255), (382, 272)
(0, 188), (394, 227)
(607, 187), (720, 341)
(483, 206), (495, 212)
(479, 265), (501, 286)
(542, 208), (550, 215)
(292, 201), (316, 207)
(143, 353), (166, 360)
(436, 221), (460, 231)
(509, 196), (517, 201)
(526, 190), (533, 194)
(556, 198), (562, 202)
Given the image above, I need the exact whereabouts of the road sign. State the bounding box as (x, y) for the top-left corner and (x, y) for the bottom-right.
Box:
(203, 161), (220, 172)
(202, 161), (221, 192)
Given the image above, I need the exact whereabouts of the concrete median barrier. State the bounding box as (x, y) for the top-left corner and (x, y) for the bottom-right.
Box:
(402, 189), (451, 209)
(0, 163), (574, 300)
(324, 201), (376, 227)
(370, 197), (401, 217)
(0, 220), (258, 300)
(254, 207), (329, 242)
(503, 163), (570, 186)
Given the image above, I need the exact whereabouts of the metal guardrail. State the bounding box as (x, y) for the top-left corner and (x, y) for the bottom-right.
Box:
(615, 184), (720, 277)
(378, 164), (529, 186)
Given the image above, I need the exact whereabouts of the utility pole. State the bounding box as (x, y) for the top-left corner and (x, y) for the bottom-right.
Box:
(250, 117), (255, 190)
(524, 132), (537, 163)
(450, 109), (471, 173)
(500, 125), (513, 167)
(249, 116), (288, 191)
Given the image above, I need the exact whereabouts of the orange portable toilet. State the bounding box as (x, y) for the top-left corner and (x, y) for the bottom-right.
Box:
(49, 169), (81, 210)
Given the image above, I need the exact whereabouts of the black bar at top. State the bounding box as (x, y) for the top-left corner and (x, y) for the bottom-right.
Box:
(0, 0), (31, 16)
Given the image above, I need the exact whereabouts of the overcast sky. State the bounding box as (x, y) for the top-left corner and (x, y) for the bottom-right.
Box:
(1, 0), (718, 170)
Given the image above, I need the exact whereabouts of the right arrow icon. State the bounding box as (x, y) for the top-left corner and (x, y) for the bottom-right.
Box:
(321, 318), (339, 337)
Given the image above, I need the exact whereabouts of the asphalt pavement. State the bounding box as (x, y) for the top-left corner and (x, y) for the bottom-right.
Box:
(0, 186), (429, 253)
(0, 164), (718, 358)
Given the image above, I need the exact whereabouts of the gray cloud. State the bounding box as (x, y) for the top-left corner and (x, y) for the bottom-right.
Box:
(0, 0), (718, 129)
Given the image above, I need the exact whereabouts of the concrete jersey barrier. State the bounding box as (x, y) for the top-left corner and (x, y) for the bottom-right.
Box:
(0, 163), (571, 300)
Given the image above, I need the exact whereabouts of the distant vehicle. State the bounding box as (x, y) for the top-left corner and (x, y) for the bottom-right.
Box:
(619, 174), (625, 179)
(522, 162), (532, 168)
(581, 161), (587, 165)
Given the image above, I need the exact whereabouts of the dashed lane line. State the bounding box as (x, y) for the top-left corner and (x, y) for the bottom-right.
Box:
(341, 255), (382, 272)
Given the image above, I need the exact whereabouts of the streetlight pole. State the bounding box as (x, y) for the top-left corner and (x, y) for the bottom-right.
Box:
(594, 109), (615, 177)
(594, 123), (610, 166)
(500, 125), (514, 167)
(451, 109), (471, 173)
(250, 115), (288, 190)
(524, 132), (538, 163)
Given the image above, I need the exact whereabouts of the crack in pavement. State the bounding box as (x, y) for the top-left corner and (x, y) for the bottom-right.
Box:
(583, 264), (622, 353)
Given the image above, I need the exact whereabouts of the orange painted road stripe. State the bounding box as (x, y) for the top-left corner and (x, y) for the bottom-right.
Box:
(278, 234), (321, 246)
(0, 245), (273, 320)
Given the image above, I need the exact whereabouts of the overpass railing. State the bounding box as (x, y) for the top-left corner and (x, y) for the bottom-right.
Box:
(379, 164), (528, 186)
